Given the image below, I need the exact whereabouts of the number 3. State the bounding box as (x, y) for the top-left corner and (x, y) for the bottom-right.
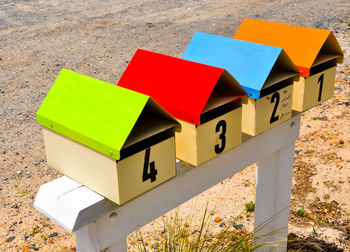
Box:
(215, 120), (226, 154)
(142, 148), (157, 183)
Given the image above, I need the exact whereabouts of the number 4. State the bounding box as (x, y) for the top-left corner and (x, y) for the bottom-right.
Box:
(142, 148), (157, 183)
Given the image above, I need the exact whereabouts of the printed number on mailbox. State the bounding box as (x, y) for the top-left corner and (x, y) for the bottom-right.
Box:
(270, 92), (280, 124)
(143, 148), (157, 183)
(215, 120), (227, 154)
(318, 74), (324, 102)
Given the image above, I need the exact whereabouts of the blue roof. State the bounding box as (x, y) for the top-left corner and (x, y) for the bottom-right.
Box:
(182, 32), (283, 99)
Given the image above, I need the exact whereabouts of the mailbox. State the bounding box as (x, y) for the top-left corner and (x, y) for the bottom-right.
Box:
(182, 32), (300, 136)
(234, 18), (344, 112)
(36, 69), (180, 205)
(118, 49), (247, 166)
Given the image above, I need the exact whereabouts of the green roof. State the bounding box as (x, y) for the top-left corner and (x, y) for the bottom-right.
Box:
(37, 69), (151, 160)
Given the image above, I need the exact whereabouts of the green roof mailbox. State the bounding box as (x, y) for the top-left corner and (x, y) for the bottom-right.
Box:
(37, 69), (180, 204)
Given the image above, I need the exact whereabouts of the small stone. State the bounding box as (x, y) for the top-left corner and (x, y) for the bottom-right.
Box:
(184, 222), (189, 227)
(6, 236), (15, 242)
(214, 217), (222, 222)
(48, 232), (58, 238)
(19, 221), (23, 224)
(3, 177), (8, 181)
(219, 222), (225, 227)
(12, 221), (17, 225)
(339, 139), (345, 144)
(30, 245), (39, 251)
(11, 204), (18, 209)
(24, 235), (30, 241)
(40, 174), (44, 178)
(233, 224), (243, 230)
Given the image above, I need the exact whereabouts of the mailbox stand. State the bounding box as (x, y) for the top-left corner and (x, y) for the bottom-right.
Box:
(34, 113), (300, 252)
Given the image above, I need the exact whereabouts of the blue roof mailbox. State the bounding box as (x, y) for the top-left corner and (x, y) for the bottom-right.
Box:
(182, 32), (300, 136)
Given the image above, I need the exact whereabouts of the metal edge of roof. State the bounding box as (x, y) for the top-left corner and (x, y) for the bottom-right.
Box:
(147, 97), (182, 132)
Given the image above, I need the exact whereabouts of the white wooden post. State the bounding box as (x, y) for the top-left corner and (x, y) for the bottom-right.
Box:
(76, 223), (127, 252)
(34, 114), (300, 252)
(254, 143), (295, 251)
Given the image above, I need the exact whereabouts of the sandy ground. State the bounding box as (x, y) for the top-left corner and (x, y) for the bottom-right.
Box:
(0, 0), (349, 251)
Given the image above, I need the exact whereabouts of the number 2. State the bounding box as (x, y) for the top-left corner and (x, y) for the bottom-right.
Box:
(215, 120), (226, 154)
(270, 92), (280, 124)
(142, 148), (157, 183)
(318, 74), (324, 102)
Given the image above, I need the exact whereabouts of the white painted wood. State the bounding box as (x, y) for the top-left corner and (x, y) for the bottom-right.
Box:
(34, 176), (116, 231)
(254, 143), (295, 251)
(34, 113), (300, 252)
(76, 222), (99, 252)
(104, 237), (127, 252)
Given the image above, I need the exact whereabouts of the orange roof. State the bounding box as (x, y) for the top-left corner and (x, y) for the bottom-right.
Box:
(234, 19), (343, 77)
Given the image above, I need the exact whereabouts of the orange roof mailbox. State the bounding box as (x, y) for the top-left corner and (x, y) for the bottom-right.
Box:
(118, 49), (247, 166)
(37, 69), (180, 205)
(234, 19), (344, 112)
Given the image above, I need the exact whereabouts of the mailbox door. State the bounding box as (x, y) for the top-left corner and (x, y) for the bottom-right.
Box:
(293, 66), (336, 112)
(196, 107), (242, 166)
(242, 85), (293, 136)
(117, 137), (176, 204)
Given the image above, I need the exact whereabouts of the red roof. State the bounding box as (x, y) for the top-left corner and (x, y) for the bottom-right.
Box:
(118, 49), (243, 125)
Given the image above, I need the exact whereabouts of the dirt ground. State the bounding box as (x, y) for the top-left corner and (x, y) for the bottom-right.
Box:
(0, 0), (349, 251)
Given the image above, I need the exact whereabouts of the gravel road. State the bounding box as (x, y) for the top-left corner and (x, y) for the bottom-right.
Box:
(0, 0), (349, 251)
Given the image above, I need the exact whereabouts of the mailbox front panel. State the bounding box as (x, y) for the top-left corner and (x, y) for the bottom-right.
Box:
(196, 107), (242, 166)
(242, 85), (293, 136)
(117, 137), (176, 204)
(175, 108), (242, 166)
(292, 66), (336, 112)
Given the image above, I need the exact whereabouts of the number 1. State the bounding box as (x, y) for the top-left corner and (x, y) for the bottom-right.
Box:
(142, 148), (157, 183)
(318, 74), (324, 102)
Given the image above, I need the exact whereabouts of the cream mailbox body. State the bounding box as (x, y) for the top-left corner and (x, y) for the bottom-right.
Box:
(118, 49), (247, 166)
(182, 32), (300, 136)
(36, 69), (180, 205)
(234, 19), (344, 112)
